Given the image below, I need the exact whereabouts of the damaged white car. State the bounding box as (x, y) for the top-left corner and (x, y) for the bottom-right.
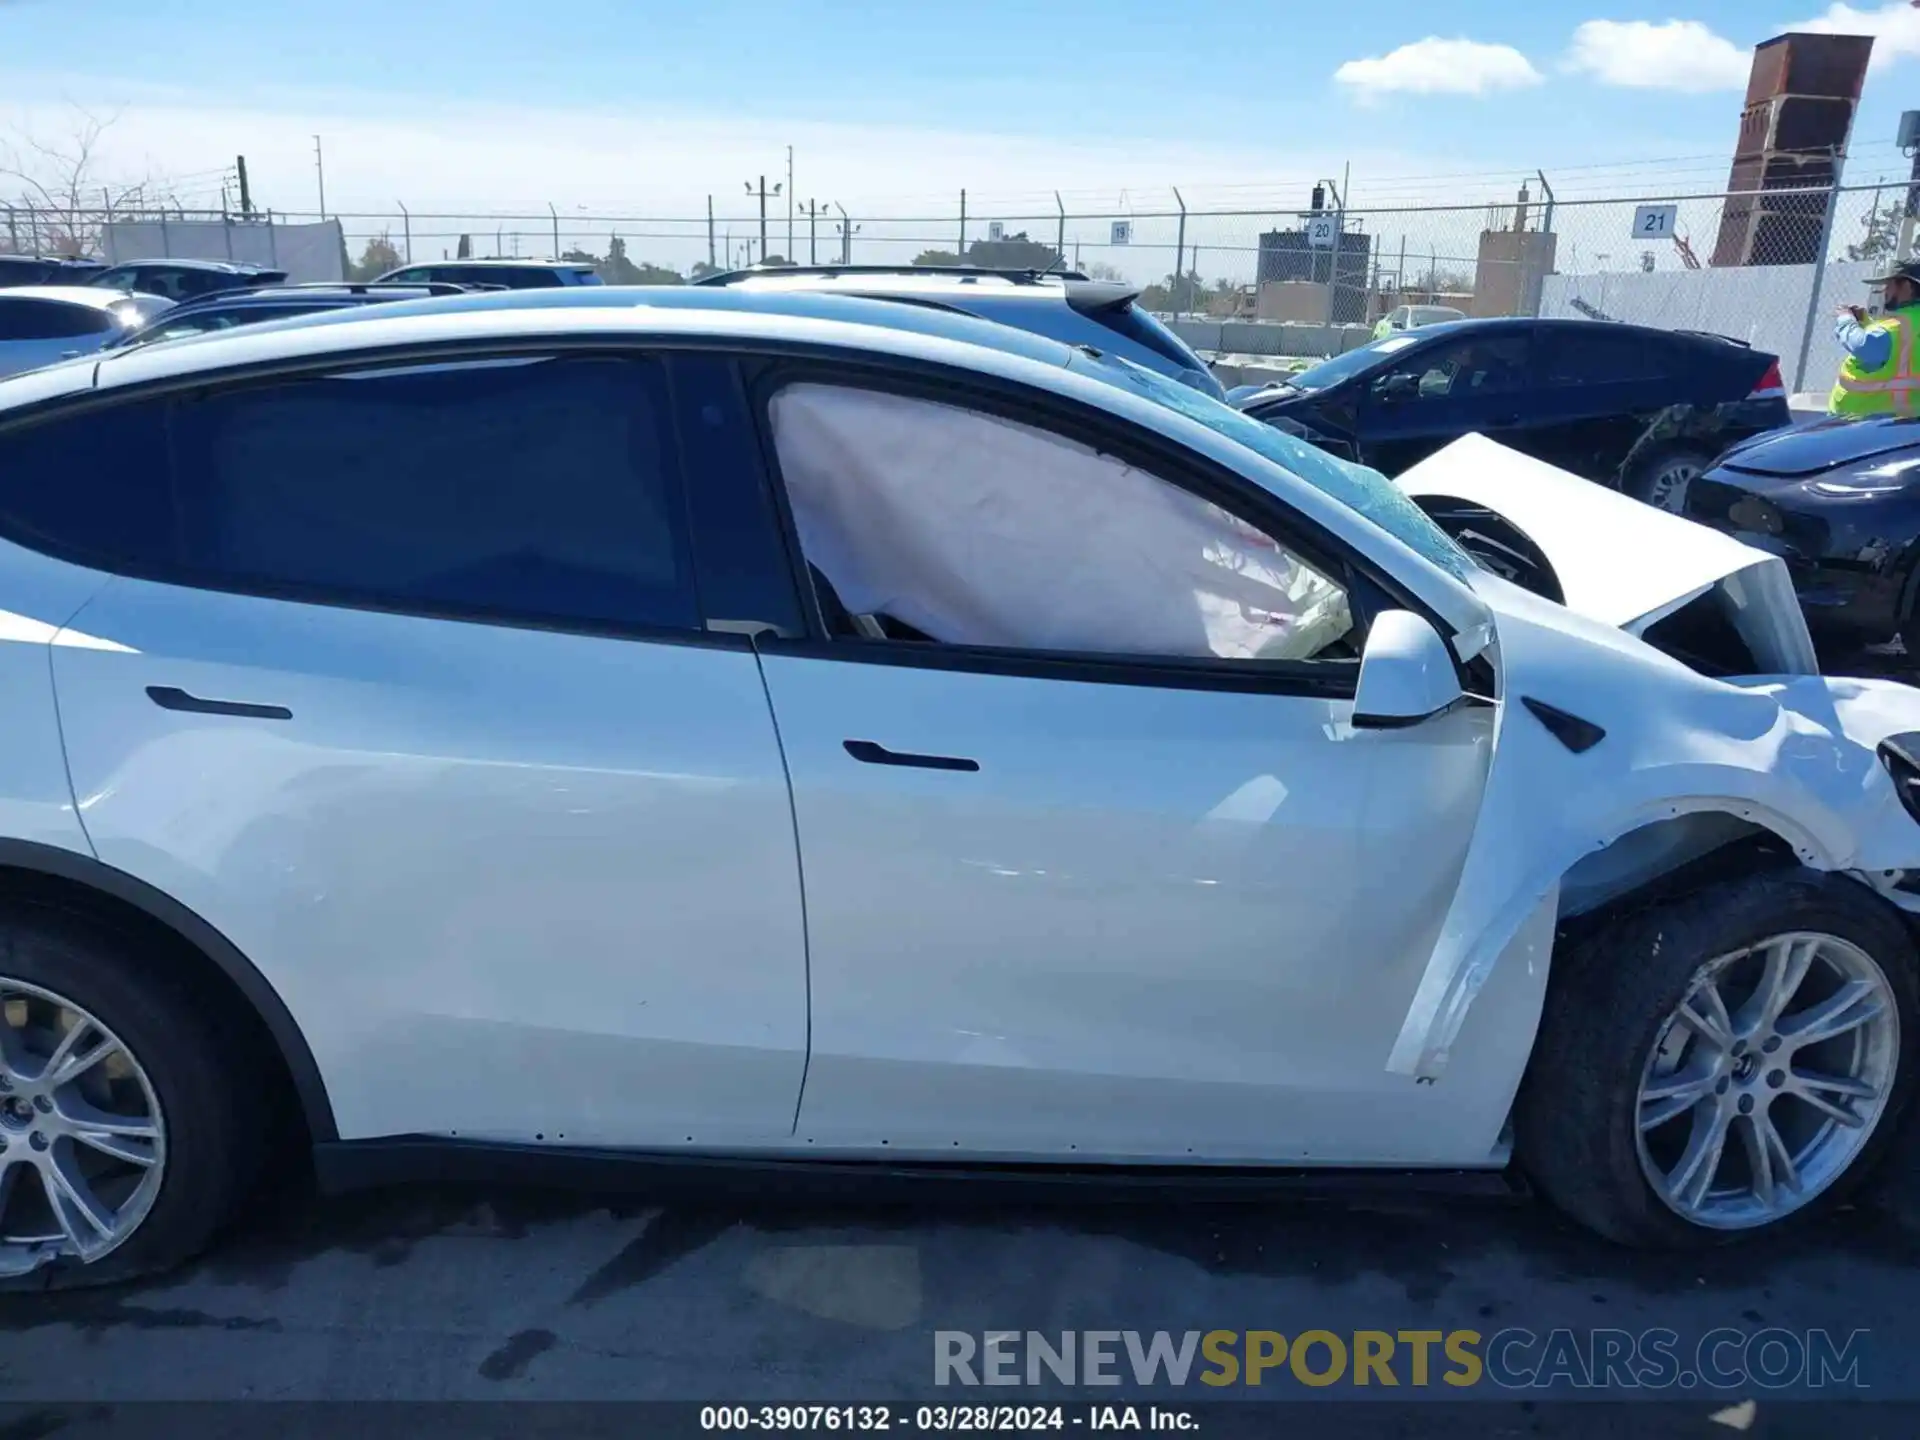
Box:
(0, 291), (1917, 1288)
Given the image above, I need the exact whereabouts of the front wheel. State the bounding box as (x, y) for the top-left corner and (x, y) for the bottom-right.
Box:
(1517, 870), (1917, 1246)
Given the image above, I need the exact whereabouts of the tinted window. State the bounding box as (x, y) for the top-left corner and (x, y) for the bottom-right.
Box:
(1544, 327), (1664, 385)
(385, 268), (430, 284)
(1372, 332), (1530, 402)
(0, 298), (111, 339)
(125, 304), (317, 347)
(1284, 334), (1425, 393)
(0, 355), (698, 632)
(1087, 301), (1207, 374)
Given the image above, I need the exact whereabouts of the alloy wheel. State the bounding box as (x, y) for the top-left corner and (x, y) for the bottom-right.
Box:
(0, 978), (166, 1277)
(1646, 461), (1701, 514)
(1636, 931), (1899, 1230)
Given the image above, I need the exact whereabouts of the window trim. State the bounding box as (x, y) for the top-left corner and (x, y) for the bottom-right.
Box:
(736, 356), (1400, 700)
(0, 345), (730, 651)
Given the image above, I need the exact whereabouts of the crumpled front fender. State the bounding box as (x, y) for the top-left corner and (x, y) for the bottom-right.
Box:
(1388, 578), (1920, 1080)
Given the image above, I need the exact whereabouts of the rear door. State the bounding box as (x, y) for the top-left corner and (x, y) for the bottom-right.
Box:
(1356, 328), (1536, 475)
(16, 349), (810, 1147)
(1527, 323), (1673, 479)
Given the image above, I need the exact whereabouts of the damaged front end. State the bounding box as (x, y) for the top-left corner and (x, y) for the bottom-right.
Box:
(1385, 435), (1920, 1080)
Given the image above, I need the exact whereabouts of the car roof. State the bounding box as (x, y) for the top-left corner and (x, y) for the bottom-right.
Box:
(102, 258), (276, 275)
(149, 285), (1081, 367)
(166, 284), (446, 308)
(395, 258), (594, 269)
(0, 285), (144, 309)
(704, 267), (1089, 303)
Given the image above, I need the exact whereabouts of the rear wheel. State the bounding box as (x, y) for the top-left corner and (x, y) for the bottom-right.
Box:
(1518, 870), (1917, 1246)
(0, 910), (258, 1288)
(1622, 446), (1713, 514)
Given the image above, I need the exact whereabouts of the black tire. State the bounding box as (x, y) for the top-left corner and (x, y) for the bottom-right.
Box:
(0, 907), (261, 1289)
(1516, 870), (1920, 1247)
(1621, 445), (1715, 513)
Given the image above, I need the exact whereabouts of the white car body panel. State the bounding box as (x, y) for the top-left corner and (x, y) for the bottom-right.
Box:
(1395, 433), (1819, 674)
(0, 286), (159, 380)
(50, 574), (810, 1145)
(0, 300), (1917, 1173)
(758, 655), (1538, 1165)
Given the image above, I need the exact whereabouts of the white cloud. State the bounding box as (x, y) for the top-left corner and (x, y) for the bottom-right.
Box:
(1563, 19), (1752, 91)
(1789, 3), (1920, 71)
(1333, 37), (1544, 100)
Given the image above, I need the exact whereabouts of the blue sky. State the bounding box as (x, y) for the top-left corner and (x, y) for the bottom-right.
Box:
(4, 1), (1920, 271)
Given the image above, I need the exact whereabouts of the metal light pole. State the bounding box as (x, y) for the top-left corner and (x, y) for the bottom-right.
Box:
(312, 136), (327, 218)
(786, 145), (795, 261)
(746, 175), (783, 262)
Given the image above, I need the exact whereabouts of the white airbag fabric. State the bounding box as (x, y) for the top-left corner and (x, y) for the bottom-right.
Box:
(770, 384), (1352, 660)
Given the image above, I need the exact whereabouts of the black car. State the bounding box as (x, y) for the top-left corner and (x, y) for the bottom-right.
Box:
(0, 254), (106, 288)
(1236, 318), (1790, 509)
(108, 281), (478, 349)
(373, 259), (602, 289)
(1686, 416), (1920, 657)
(87, 258), (290, 303)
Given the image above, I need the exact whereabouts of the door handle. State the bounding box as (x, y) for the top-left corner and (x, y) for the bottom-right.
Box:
(843, 739), (979, 773)
(146, 686), (292, 721)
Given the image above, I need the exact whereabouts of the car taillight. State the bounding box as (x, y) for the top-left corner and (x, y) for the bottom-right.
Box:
(1749, 361), (1786, 400)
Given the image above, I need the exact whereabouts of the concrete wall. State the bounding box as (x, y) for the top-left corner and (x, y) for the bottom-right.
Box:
(1539, 257), (1873, 390)
(1474, 230), (1557, 318)
(1165, 316), (1375, 360)
(100, 219), (347, 283)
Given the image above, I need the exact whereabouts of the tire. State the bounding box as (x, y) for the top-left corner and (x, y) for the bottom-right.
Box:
(1516, 870), (1919, 1247)
(1621, 446), (1714, 514)
(0, 907), (260, 1289)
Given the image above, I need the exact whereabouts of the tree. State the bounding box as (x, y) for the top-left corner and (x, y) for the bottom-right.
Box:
(592, 235), (683, 285)
(964, 231), (1061, 270)
(1083, 261), (1127, 281)
(348, 232), (403, 281)
(1, 106), (150, 257)
(1139, 268), (1207, 313)
(690, 260), (724, 280)
(1848, 197), (1905, 262)
(913, 249), (963, 266)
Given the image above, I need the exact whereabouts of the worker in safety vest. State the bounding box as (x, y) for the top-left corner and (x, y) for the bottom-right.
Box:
(1830, 259), (1920, 417)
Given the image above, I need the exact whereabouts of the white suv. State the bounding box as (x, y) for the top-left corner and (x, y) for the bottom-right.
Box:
(1, 289), (1918, 1287)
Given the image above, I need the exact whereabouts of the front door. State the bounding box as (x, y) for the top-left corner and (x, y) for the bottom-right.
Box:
(25, 350), (809, 1147)
(1358, 328), (1538, 474)
(741, 373), (1499, 1164)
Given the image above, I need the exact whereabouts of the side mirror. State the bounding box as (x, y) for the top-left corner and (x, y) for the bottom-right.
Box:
(1352, 610), (1465, 730)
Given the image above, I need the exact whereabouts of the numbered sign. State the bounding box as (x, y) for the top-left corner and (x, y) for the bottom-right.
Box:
(1110, 220), (1132, 246)
(987, 221), (1005, 242)
(1307, 214), (1339, 248)
(1633, 205), (1678, 240)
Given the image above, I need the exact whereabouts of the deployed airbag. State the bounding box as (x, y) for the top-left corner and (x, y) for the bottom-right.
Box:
(770, 384), (1353, 660)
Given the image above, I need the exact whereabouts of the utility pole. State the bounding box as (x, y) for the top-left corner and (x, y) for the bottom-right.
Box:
(800, 199), (828, 264)
(786, 145), (795, 262)
(958, 188), (966, 258)
(235, 156), (253, 217)
(835, 203), (856, 263)
(707, 195), (716, 269)
(745, 174), (782, 262)
(312, 135), (327, 219)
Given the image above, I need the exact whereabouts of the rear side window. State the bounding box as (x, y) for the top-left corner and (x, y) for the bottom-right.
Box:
(1087, 301), (1207, 374)
(0, 299), (110, 339)
(1544, 327), (1666, 385)
(0, 355), (699, 633)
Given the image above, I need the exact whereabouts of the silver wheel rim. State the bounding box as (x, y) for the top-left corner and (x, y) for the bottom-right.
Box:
(0, 978), (166, 1277)
(1636, 931), (1899, 1230)
(1646, 461), (1700, 513)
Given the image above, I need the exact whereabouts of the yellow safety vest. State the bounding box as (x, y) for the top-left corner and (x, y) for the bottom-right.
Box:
(1831, 305), (1920, 416)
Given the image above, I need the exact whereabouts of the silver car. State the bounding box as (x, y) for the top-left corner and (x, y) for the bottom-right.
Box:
(0, 287), (172, 379)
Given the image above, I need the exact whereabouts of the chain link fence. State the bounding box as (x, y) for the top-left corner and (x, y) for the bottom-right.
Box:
(6, 182), (1911, 398)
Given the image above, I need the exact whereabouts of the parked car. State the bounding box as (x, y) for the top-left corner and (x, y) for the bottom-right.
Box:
(695, 264), (1227, 399)
(0, 255), (106, 288)
(1235, 318), (1789, 508)
(88, 259), (288, 303)
(1684, 415), (1920, 660)
(1372, 303), (1465, 340)
(0, 287), (172, 378)
(3, 290), (1920, 1288)
(373, 258), (602, 289)
(108, 281), (478, 350)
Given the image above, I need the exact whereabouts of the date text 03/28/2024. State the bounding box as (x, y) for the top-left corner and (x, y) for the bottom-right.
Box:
(701, 1405), (1193, 1431)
